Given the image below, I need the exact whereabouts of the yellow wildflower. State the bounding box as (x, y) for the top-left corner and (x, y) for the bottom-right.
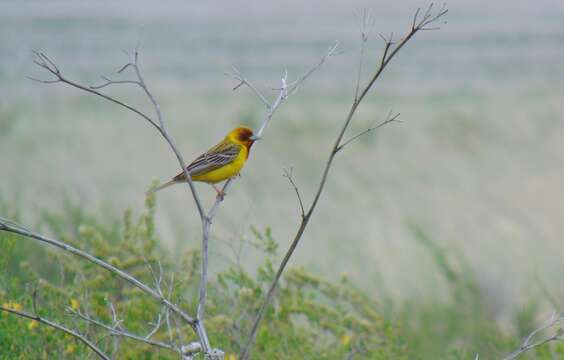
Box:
(28, 320), (39, 331)
(2, 301), (23, 312)
(225, 354), (237, 360)
(64, 344), (76, 355)
(341, 333), (351, 347)
(69, 298), (80, 311)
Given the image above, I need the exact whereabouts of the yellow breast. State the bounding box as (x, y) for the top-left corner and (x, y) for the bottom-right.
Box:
(191, 145), (248, 184)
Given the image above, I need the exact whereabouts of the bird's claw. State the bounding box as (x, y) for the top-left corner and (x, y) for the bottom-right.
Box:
(212, 184), (226, 200)
(216, 190), (226, 201)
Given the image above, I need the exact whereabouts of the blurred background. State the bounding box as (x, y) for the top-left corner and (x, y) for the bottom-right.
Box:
(1, 0), (563, 324)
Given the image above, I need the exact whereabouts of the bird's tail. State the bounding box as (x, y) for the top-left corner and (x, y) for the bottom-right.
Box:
(146, 179), (178, 195)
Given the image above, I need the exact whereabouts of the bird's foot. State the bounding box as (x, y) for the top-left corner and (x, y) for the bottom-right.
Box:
(212, 185), (226, 201)
(216, 190), (226, 201)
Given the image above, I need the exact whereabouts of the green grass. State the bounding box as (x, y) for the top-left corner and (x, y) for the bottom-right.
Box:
(1, 197), (563, 359)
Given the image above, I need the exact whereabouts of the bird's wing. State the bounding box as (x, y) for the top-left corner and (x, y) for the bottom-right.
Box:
(173, 141), (242, 181)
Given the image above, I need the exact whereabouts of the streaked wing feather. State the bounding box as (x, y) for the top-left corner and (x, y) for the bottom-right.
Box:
(173, 142), (241, 181)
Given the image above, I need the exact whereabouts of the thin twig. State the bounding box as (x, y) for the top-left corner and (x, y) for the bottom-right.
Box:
(354, 9), (371, 102)
(29, 50), (160, 131)
(0, 217), (196, 327)
(229, 65), (271, 108)
(145, 311), (164, 340)
(70, 308), (179, 352)
(0, 306), (110, 360)
(228, 41), (339, 139)
(30, 49), (206, 223)
(90, 76), (140, 89)
(336, 111), (401, 152)
(285, 41), (340, 96)
(282, 167), (305, 219)
(503, 313), (564, 360)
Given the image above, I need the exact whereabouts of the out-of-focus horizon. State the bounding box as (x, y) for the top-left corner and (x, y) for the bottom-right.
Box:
(1, 0), (563, 317)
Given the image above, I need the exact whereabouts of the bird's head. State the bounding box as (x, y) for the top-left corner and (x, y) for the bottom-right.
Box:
(228, 126), (260, 149)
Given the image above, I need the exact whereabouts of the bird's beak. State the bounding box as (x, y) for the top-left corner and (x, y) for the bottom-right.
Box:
(249, 135), (261, 141)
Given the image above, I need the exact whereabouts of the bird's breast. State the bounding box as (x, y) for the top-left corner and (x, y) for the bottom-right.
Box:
(192, 146), (248, 184)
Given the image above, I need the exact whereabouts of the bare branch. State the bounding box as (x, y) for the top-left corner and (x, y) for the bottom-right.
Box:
(144, 257), (165, 297)
(1, 305), (110, 360)
(285, 41), (339, 96)
(228, 65), (271, 108)
(257, 41), (339, 139)
(107, 299), (120, 326)
(416, 3), (448, 30)
(0, 217), (196, 327)
(282, 167), (305, 219)
(379, 34), (393, 69)
(165, 308), (175, 347)
(30, 49), (206, 223)
(90, 76), (140, 90)
(503, 313), (564, 360)
(336, 111), (401, 152)
(30, 50), (160, 131)
(26, 76), (61, 84)
(129, 49), (165, 128)
(181, 342), (202, 360)
(69, 308), (179, 352)
(354, 9), (371, 101)
(239, 5), (448, 360)
(145, 311), (164, 340)
(3, 220), (181, 356)
(412, 7), (422, 30)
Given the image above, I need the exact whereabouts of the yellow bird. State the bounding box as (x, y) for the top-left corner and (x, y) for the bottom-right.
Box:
(150, 126), (259, 197)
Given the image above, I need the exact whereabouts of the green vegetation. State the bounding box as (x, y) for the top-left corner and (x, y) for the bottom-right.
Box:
(1, 197), (562, 359)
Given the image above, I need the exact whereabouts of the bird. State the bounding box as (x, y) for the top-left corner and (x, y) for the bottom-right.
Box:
(149, 126), (259, 197)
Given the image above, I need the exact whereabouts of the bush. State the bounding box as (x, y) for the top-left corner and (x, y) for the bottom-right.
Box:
(0, 196), (406, 359)
(1, 197), (562, 359)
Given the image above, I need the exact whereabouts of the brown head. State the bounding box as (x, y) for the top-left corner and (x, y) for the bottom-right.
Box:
(227, 126), (260, 151)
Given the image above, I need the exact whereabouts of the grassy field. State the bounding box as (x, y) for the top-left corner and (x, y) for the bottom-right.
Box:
(1, 197), (562, 359)
(1, 0), (564, 358)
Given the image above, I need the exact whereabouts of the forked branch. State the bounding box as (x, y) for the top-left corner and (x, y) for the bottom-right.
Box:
(228, 41), (339, 138)
(336, 110), (401, 152)
(503, 313), (564, 360)
(69, 308), (179, 352)
(0, 286), (110, 360)
(283, 167), (305, 219)
(30, 49), (205, 221)
(0, 217), (195, 327)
